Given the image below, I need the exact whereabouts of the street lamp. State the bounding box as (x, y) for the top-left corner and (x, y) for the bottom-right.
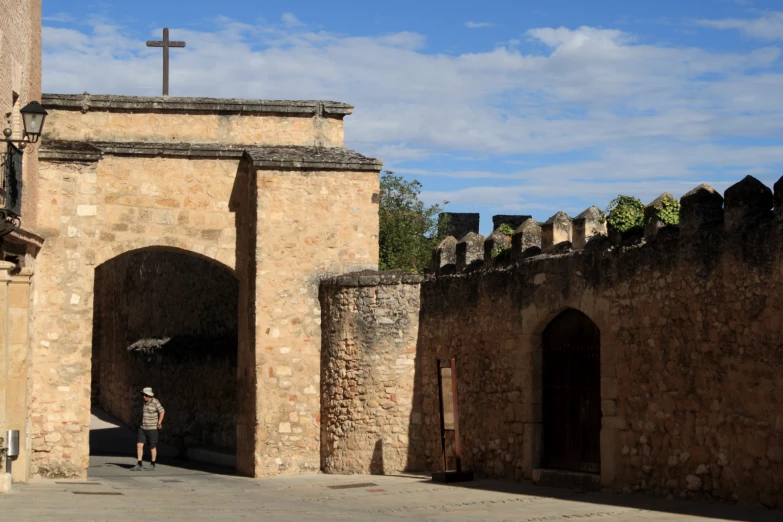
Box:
(0, 101), (46, 237)
(2, 101), (48, 146)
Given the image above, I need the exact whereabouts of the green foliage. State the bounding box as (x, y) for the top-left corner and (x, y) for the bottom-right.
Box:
(652, 195), (680, 226)
(379, 171), (448, 273)
(490, 223), (515, 260)
(498, 223), (515, 236)
(604, 195), (644, 233)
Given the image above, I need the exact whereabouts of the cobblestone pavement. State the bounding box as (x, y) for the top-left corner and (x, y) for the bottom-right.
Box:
(1, 456), (780, 522)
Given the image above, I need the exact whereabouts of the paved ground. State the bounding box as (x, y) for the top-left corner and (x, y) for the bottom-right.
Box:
(1, 413), (779, 521)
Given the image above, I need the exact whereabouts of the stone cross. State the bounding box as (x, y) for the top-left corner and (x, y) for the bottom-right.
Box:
(146, 28), (186, 96)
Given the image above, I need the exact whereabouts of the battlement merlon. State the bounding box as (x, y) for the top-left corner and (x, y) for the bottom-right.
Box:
(431, 174), (783, 276)
(42, 93), (353, 148)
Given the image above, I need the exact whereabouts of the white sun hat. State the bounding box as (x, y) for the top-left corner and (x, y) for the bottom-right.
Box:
(141, 387), (154, 397)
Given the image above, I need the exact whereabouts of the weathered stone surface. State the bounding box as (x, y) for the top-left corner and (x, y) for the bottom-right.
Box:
(542, 212), (572, 252)
(432, 236), (457, 275)
(341, 207), (783, 506)
(40, 141), (382, 171)
(723, 175), (773, 231)
(484, 228), (511, 262)
(319, 275), (424, 474)
(644, 193), (675, 240)
(492, 215), (532, 232)
(680, 184), (724, 235)
(456, 232), (484, 272)
(42, 94), (348, 148)
(439, 213), (479, 241)
(512, 219), (542, 259)
(572, 206), (606, 249)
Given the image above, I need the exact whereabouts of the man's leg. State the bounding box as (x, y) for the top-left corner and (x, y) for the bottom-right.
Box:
(132, 429), (146, 471)
(146, 430), (159, 470)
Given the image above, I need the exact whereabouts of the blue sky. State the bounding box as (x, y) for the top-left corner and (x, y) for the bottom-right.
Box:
(42, 0), (783, 235)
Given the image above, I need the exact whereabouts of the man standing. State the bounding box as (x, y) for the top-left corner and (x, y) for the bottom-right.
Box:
(132, 387), (165, 471)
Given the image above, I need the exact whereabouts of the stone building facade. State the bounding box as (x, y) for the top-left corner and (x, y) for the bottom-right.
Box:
(26, 94), (381, 479)
(320, 178), (783, 509)
(0, 0), (43, 489)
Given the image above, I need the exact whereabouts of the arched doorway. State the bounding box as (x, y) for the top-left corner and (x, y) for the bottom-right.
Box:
(542, 309), (601, 473)
(90, 247), (238, 466)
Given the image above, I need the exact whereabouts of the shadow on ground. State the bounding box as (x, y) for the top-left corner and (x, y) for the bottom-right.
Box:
(89, 407), (236, 477)
(407, 475), (780, 522)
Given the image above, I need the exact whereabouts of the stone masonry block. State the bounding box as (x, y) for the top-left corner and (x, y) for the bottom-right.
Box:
(432, 236), (457, 275)
(724, 175), (773, 231)
(456, 232), (484, 272)
(775, 175), (783, 218)
(679, 184), (723, 235)
(644, 193), (674, 240)
(572, 206), (606, 250)
(511, 219), (541, 259)
(492, 215), (532, 232)
(439, 212), (479, 241)
(484, 227), (511, 262)
(541, 211), (572, 252)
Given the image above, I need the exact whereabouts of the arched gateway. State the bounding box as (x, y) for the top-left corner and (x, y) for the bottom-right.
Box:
(541, 309), (601, 473)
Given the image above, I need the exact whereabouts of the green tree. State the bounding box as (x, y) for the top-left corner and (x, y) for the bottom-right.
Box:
(379, 171), (448, 273)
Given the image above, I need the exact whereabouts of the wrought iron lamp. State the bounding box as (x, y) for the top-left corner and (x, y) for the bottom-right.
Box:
(0, 101), (47, 236)
(2, 101), (48, 146)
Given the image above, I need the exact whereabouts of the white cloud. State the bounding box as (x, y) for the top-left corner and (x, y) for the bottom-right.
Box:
(42, 12), (74, 23)
(466, 21), (494, 29)
(41, 17), (783, 219)
(281, 12), (303, 27)
(698, 11), (783, 40)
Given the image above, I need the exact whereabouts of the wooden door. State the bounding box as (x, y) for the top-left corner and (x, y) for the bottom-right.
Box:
(542, 309), (601, 473)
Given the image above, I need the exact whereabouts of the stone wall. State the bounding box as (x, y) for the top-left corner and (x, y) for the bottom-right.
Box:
(322, 177), (783, 508)
(320, 271), (425, 474)
(92, 249), (238, 449)
(252, 167), (380, 477)
(30, 155), (242, 478)
(418, 180), (783, 507)
(0, 0), (42, 226)
(42, 94), (348, 148)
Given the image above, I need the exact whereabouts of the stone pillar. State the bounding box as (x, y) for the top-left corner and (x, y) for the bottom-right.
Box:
(7, 268), (33, 483)
(723, 175), (773, 231)
(572, 206), (606, 250)
(541, 212), (572, 252)
(679, 184), (723, 235)
(0, 262), (32, 484)
(511, 219), (541, 259)
(439, 213), (479, 241)
(456, 232), (484, 272)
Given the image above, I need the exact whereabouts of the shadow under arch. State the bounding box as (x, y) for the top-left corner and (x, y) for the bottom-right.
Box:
(90, 245), (239, 470)
(94, 244), (237, 277)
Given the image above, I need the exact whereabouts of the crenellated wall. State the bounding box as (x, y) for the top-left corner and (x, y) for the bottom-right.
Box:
(323, 175), (783, 509)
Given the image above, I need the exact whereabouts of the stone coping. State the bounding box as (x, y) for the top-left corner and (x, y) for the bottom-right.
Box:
(321, 270), (423, 287)
(39, 140), (383, 171)
(42, 93), (354, 116)
(245, 146), (382, 171)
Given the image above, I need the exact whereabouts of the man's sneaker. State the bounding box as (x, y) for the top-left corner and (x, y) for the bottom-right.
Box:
(145, 463), (156, 471)
(130, 464), (143, 471)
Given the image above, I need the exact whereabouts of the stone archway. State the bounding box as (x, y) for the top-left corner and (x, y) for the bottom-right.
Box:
(541, 309), (601, 474)
(90, 247), (239, 464)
